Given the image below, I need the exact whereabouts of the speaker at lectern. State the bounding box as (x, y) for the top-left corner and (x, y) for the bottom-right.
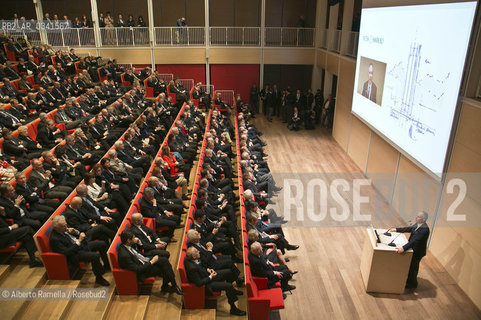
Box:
(359, 225), (413, 294)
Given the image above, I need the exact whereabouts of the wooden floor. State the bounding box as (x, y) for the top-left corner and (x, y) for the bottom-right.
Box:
(252, 115), (481, 320)
(1, 114), (480, 320)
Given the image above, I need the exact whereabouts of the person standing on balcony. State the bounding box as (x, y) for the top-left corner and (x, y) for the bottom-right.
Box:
(98, 12), (105, 28)
(176, 17), (187, 44)
(297, 15), (306, 45)
(104, 12), (115, 45)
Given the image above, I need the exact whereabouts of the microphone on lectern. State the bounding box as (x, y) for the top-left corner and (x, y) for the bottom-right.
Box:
(384, 220), (414, 237)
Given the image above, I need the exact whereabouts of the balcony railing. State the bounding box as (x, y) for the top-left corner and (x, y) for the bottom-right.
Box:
(100, 27), (150, 46)
(210, 27), (260, 46)
(154, 27), (205, 46)
(265, 28), (315, 47)
(1, 26), (359, 57)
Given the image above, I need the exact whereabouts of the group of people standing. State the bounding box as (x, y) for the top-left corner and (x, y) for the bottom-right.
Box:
(250, 84), (336, 131)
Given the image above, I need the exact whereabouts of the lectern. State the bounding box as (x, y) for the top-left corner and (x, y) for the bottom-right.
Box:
(359, 227), (413, 294)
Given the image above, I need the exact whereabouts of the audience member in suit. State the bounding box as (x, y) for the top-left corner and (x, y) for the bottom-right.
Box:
(14, 172), (58, 215)
(17, 125), (43, 158)
(36, 119), (63, 149)
(0, 104), (25, 130)
(146, 176), (184, 216)
(115, 140), (151, 175)
(389, 211), (430, 289)
(1, 129), (30, 171)
(18, 74), (33, 92)
(246, 229), (295, 274)
(249, 242), (294, 293)
(65, 134), (101, 166)
(185, 247), (246, 316)
(49, 215), (110, 286)
(45, 149), (83, 188)
(83, 172), (129, 216)
(64, 196), (115, 243)
(54, 104), (82, 130)
(192, 209), (240, 259)
(118, 229), (183, 295)
(139, 188), (180, 240)
(186, 229), (243, 286)
(0, 183), (48, 231)
(0, 206), (43, 267)
(246, 213), (298, 254)
(29, 158), (72, 201)
(76, 185), (122, 228)
(129, 213), (170, 258)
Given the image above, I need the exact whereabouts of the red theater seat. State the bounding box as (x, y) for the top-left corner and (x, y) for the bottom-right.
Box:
(107, 226), (155, 295)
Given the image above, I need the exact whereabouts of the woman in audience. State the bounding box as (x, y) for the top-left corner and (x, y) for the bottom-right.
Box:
(160, 145), (190, 181)
(84, 172), (129, 216)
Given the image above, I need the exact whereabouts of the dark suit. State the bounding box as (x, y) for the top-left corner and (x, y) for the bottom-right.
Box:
(28, 169), (72, 200)
(64, 206), (115, 242)
(396, 223), (430, 288)
(15, 182), (57, 214)
(184, 258), (238, 304)
(117, 244), (175, 285)
(187, 241), (240, 282)
(49, 228), (108, 277)
(362, 80), (377, 103)
(130, 224), (170, 258)
(248, 252), (291, 290)
(0, 215), (37, 259)
(139, 198), (177, 237)
(36, 126), (59, 149)
(0, 196), (48, 230)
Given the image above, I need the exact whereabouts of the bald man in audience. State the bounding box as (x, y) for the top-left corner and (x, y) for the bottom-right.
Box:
(65, 196), (115, 242)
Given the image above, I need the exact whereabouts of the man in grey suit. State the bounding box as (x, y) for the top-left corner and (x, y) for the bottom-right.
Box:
(362, 63), (377, 103)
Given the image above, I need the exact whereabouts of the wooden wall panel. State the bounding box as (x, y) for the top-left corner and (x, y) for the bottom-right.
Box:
(450, 102), (481, 172)
(263, 48), (314, 64)
(186, 0), (205, 26)
(429, 100), (481, 310)
(366, 132), (399, 200)
(332, 106), (350, 151)
(326, 52), (339, 75)
(154, 48), (206, 64)
(98, 49), (152, 64)
(316, 50), (327, 69)
(430, 226), (481, 310)
(265, 0), (283, 27)
(209, 48), (261, 64)
(153, 0), (186, 26)
(235, 0), (260, 27)
(74, 49), (100, 57)
(347, 116), (370, 172)
(391, 155), (440, 220)
(209, 0), (234, 26)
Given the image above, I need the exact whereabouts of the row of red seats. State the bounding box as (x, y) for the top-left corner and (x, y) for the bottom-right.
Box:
(175, 110), (215, 308)
(2, 44), (33, 62)
(234, 105), (285, 320)
(106, 102), (188, 295)
(31, 90), (139, 279)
